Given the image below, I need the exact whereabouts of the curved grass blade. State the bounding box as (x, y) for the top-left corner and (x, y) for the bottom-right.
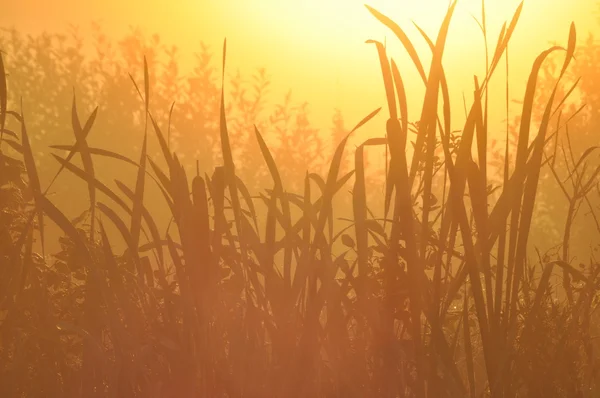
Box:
(50, 145), (139, 167)
(51, 153), (130, 212)
(366, 40), (396, 120)
(45, 104), (98, 194)
(131, 132), (148, 247)
(0, 52), (6, 145)
(365, 4), (427, 83)
(115, 180), (165, 267)
(96, 202), (142, 268)
(19, 101), (44, 255)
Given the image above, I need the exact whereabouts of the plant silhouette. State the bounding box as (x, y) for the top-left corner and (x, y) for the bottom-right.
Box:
(0, 2), (599, 398)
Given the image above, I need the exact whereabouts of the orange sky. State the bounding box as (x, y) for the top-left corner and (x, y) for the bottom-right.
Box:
(1, 0), (599, 137)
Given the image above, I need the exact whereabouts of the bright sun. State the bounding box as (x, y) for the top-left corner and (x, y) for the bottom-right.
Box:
(209, 0), (589, 134)
(225, 0), (561, 88)
(238, 0), (530, 52)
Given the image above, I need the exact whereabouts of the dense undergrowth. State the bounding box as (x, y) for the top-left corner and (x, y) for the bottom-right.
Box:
(1, 2), (600, 397)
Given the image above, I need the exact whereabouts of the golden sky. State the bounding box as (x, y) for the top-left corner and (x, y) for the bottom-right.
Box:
(2, 0), (599, 136)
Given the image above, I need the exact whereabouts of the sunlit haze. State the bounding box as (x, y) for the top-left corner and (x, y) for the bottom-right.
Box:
(3, 2), (600, 395)
(2, 0), (599, 135)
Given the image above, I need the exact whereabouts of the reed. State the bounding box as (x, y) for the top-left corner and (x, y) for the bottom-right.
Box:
(0, 1), (598, 397)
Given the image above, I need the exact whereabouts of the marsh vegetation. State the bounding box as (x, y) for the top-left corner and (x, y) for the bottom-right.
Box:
(1, 2), (600, 397)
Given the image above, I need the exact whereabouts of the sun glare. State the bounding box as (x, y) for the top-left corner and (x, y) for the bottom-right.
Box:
(238, 0), (531, 53)
(216, 0), (588, 133)
(227, 0), (584, 76)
